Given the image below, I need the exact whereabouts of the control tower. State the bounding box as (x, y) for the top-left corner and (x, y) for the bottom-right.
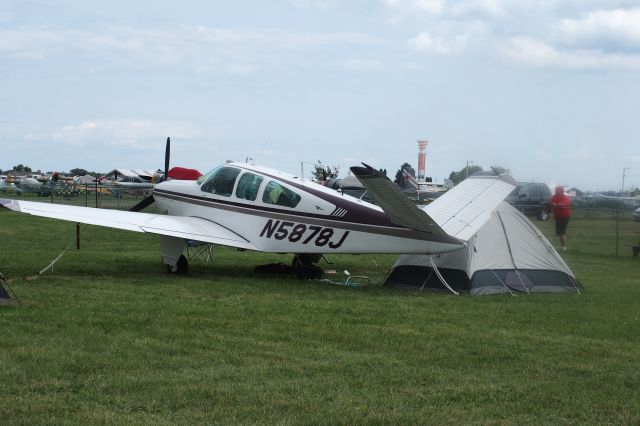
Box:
(417, 140), (428, 182)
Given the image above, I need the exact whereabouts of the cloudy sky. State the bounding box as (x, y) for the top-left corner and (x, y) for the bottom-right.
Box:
(1, 0), (639, 190)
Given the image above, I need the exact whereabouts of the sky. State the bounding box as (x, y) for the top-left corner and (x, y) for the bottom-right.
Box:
(1, 0), (639, 191)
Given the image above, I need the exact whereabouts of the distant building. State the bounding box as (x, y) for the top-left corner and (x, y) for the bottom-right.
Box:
(566, 187), (584, 198)
(103, 169), (156, 182)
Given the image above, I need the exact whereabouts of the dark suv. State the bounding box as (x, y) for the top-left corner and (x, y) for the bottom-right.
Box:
(505, 182), (552, 221)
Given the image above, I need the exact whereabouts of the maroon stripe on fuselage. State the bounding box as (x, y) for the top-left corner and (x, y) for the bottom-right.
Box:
(153, 188), (461, 245)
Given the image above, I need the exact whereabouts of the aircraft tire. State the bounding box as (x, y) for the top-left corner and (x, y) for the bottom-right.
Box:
(292, 253), (322, 267)
(176, 255), (189, 274)
(539, 208), (550, 221)
(166, 255), (189, 275)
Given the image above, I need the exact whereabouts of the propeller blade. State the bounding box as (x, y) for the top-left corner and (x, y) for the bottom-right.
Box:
(164, 137), (171, 180)
(130, 195), (155, 212)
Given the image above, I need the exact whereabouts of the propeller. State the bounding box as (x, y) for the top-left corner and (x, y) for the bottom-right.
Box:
(130, 137), (170, 212)
(129, 194), (155, 212)
(164, 136), (170, 182)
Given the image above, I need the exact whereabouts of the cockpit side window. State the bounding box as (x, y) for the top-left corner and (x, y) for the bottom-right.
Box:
(200, 166), (241, 196)
(235, 172), (264, 201)
(262, 181), (301, 208)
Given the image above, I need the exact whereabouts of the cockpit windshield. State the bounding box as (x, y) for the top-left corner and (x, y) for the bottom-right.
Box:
(200, 166), (241, 197)
(199, 166), (300, 207)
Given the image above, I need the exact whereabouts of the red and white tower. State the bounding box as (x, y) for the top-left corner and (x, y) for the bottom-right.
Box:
(417, 140), (428, 182)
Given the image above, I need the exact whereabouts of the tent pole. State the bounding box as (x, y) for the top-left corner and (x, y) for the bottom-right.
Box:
(0, 272), (21, 305)
(497, 211), (530, 294)
(489, 269), (516, 296)
(419, 269), (434, 293)
(427, 255), (459, 296)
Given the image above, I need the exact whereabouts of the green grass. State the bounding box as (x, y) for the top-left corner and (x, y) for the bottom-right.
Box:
(1, 210), (639, 424)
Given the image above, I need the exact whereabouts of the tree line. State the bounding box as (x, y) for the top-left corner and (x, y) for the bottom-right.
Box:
(1, 165), (102, 177)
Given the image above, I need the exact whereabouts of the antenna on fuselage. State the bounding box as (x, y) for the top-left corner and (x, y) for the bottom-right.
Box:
(254, 140), (269, 164)
(299, 161), (314, 181)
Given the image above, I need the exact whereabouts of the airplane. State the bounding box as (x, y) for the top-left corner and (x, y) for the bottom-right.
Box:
(587, 193), (640, 202)
(102, 177), (155, 198)
(16, 177), (43, 192)
(0, 179), (22, 194)
(0, 138), (516, 275)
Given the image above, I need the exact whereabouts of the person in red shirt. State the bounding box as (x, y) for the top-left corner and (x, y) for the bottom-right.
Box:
(551, 186), (571, 250)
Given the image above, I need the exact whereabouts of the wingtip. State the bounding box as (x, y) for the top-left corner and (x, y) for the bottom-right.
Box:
(351, 163), (384, 179)
(468, 171), (517, 186)
(0, 198), (19, 211)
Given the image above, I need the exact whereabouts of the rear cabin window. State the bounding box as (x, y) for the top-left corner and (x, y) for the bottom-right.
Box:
(235, 172), (264, 201)
(262, 181), (301, 208)
(200, 166), (241, 197)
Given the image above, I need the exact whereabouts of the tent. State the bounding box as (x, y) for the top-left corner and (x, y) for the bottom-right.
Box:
(0, 273), (16, 305)
(384, 202), (581, 295)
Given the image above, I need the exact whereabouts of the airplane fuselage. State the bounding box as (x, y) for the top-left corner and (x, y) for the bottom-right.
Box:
(153, 162), (463, 255)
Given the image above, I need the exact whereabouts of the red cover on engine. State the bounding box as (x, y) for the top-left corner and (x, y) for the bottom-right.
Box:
(168, 167), (203, 180)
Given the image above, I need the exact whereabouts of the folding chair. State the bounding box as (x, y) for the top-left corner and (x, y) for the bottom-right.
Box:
(185, 240), (214, 262)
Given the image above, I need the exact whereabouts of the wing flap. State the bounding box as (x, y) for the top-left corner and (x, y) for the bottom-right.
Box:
(0, 199), (257, 250)
(139, 216), (256, 249)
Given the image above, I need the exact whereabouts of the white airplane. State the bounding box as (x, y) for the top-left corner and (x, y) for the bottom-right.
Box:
(1, 139), (516, 274)
(588, 193), (640, 202)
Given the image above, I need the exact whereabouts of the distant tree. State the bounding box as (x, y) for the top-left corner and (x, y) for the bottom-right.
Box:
(12, 164), (32, 173)
(394, 162), (413, 185)
(490, 165), (510, 175)
(70, 168), (89, 176)
(448, 164), (484, 185)
(378, 168), (387, 176)
(311, 161), (339, 182)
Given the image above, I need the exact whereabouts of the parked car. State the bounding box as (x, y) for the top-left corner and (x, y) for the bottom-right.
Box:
(505, 182), (552, 221)
(634, 207), (640, 222)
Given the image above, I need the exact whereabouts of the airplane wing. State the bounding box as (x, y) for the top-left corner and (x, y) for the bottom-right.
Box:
(350, 165), (515, 242)
(423, 172), (516, 241)
(0, 198), (257, 250)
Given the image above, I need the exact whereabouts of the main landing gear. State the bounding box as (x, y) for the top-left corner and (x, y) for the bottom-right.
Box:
(161, 236), (190, 275)
(292, 254), (323, 279)
(291, 253), (322, 268)
(166, 254), (189, 275)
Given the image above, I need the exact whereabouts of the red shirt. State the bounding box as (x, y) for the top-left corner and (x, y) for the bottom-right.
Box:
(551, 192), (571, 219)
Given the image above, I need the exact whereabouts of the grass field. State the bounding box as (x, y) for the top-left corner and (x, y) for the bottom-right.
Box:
(1, 210), (639, 424)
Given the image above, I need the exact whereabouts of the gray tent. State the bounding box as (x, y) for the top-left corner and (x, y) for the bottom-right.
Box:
(384, 202), (581, 295)
(0, 273), (16, 305)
